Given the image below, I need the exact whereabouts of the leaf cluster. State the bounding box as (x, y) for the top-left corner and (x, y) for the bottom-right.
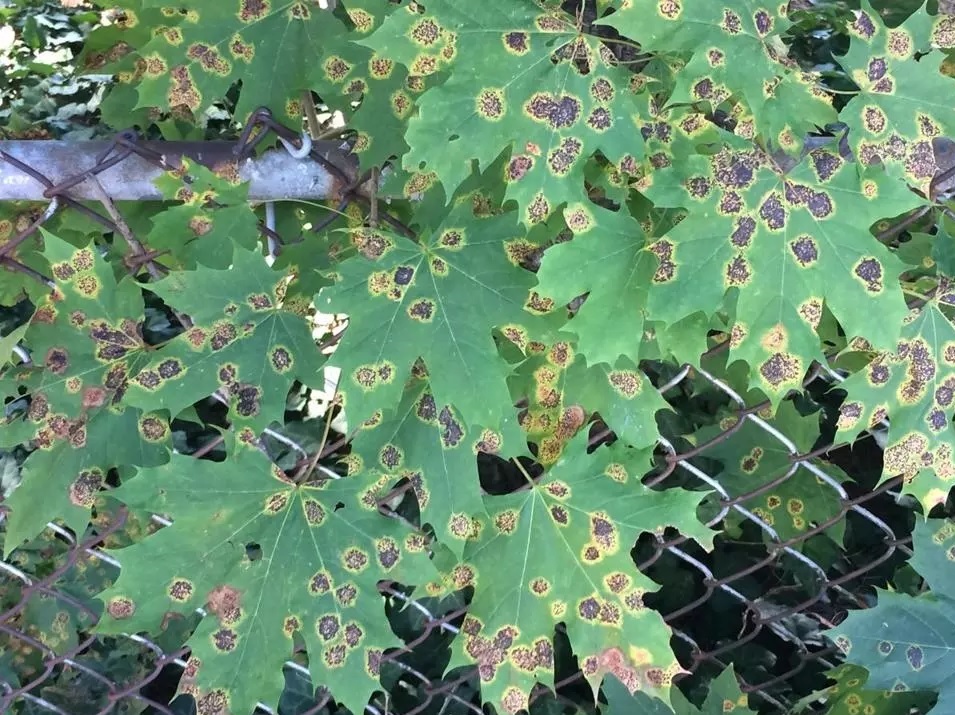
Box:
(5, 1), (955, 715)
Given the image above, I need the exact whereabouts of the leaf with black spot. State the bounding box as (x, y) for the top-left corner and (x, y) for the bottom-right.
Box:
(123, 0), (353, 127)
(695, 401), (848, 550)
(360, 0), (650, 227)
(598, 1), (836, 145)
(834, 296), (955, 512)
(122, 244), (325, 432)
(641, 111), (921, 404)
(830, 517), (955, 713)
(836, 1), (955, 194)
(317, 206), (541, 432)
(94, 434), (436, 715)
(352, 369), (527, 559)
(0, 233), (169, 556)
(423, 432), (714, 714)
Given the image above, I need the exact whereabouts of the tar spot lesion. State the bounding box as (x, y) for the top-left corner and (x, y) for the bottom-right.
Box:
(477, 88), (506, 121)
(789, 236), (819, 266)
(853, 257), (884, 293)
(758, 352), (803, 390)
(407, 298), (435, 322)
(524, 92), (582, 130)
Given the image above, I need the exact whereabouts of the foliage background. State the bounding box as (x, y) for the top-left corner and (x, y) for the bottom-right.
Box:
(3, 1), (955, 715)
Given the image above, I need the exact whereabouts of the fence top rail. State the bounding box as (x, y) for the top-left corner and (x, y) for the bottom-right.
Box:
(0, 139), (361, 202)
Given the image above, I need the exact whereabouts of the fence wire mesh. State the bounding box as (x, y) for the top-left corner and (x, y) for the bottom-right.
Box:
(0, 117), (915, 715)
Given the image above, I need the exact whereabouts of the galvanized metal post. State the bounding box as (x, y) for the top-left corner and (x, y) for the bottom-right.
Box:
(0, 140), (360, 201)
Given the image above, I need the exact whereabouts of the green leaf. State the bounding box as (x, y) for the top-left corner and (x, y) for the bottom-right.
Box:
(0, 233), (170, 555)
(836, 0), (955, 194)
(597, 1), (836, 144)
(361, 0), (649, 226)
(119, 0), (348, 126)
(833, 296), (955, 511)
(317, 207), (540, 431)
(427, 433), (713, 714)
(642, 119), (920, 404)
(831, 517), (955, 712)
(95, 434), (437, 715)
(123, 244), (325, 432)
(536, 203), (657, 366)
(351, 368), (527, 559)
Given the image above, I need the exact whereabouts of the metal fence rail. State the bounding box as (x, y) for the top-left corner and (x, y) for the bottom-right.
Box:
(0, 112), (911, 715)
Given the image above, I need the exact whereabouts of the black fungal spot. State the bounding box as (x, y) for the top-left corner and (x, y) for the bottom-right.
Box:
(730, 217), (756, 247)
(525, 92), (581, 129)
(578, 597), (600, 620)
(394, 266), (414, 285)
(438, 406), (464, 448)
(854, 257), (884, 292)
(759, 194), (786, 229)
(504, 31), (528, 54)
(806, 191), (833, 218)
(789, 236), (818, 266)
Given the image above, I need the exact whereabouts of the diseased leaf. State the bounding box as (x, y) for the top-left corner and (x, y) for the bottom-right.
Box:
(695, 401), (846, 545)
(123, 244), (325, 432)
(317, 207), (540, 432)
(837, 0), (955, 195)
(351, 367), (527, 559)
(831, 517), (955, 712)
(95, 433), (437, 715)
(641, 109), (920, 404)
(361, 0), (649, 226)
(601, 656), (754, 714)
(0, 233), (170, 555)
(563, 355), (669, 451)
(425, 433), (714, 714)
(148, 160), (260, 270)
(833, 292), (955, 511)
(118, 0), (345, 126)
(598, 0), (836, 144)
(811, 664), (935, 715)
(316, 0), (430, 169)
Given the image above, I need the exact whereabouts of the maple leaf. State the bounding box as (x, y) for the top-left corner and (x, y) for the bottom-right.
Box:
(122, 244), (325, 433)
(831, 517), (955, 713)
(602, 665), (755, 715)
(836, 0), (955, 195)
(311, 0), (430, 169)
(350, 368), (527, 559)
(360, 0), (649, 226)
(535, 203), (657, 366)
(316, 206), (541, 432)
(426, 433), (714, 714)
(641, 114), (922, 404)
(510, 337), (667, 464)
(598, 1), (836, 146)
(833, 293), (955, 512)
(116, 0), (346, 126)
(146, 161), (260, 270)
(0, 233), (170, 556)
(94, 433), (437, 715)
(810, 664), (935, 715)
(695, 401), (847, 545)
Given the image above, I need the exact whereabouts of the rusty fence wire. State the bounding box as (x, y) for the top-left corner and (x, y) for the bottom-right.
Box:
(0, 116), (915, 715)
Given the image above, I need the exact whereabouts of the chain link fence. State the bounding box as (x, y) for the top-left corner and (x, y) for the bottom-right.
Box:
(0, 115), (915, 715)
